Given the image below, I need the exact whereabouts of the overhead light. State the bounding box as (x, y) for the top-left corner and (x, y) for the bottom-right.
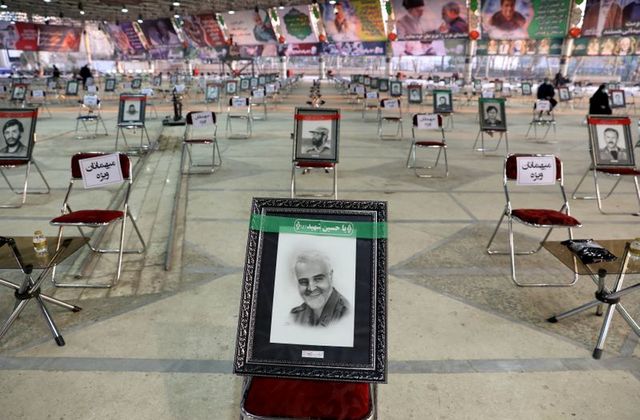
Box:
(121, 5), (128, 13)
(174, 12), (180, 19)
(137, 14), (143, 23)
(329, 0), (336, 4)
(43, 0), (52, 3)
(172, 1), (180, 6)
(78, 2), (84, 14)
(278, 2), (285, 10)
(0, 2), (8, 10)
(228, 10), (235, 15)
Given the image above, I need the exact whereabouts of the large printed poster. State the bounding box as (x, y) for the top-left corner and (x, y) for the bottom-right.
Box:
(278, 6), (317, 43)
(225, 9), (278, 44)
(182, 14), (226, 47)
(107, 22), (146, 58)
(392, 0), (469, 40)
(322, 0), (386, 42)
(0, 23), (38, 51)
(573, 35), (640, 55)
(582, 0), (640, 36)
(139, 18), (181, 59)
(481, 0), (571, 40)
(476, 38), (563, 55)
(391, 39), (466, 56)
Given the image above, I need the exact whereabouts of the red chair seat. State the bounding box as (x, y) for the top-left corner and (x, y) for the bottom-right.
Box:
(51, 210), (124, 225)
(244, 377), (371, 420)
(597, 167), (640, 176)
(296, 161), (335, 168)
(511, 209), (581, 227)
(0, 160), (28, 167)
(184, 138), (214, 144)
(415, 141), (445, 147)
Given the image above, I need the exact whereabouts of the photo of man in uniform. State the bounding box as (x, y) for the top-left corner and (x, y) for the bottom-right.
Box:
(1, 119), (27, 157)
(598, 127), (629, 164)
(435, 93), (451, 112)
(305, 127), (331, 155)
(482, 103), (505, 130)
(122, 100), (142, 122)
(409, 87), (422, 103)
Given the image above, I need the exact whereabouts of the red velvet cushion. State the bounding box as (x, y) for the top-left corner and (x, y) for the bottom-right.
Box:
(184, 138), (214, 144)
(296, 161), (336, 168)
(243, 377), (371, 420)
(51, 210), (124, 225)
(415, 141), (445, 147)
(0, 160), (28, 167)
(597, 167), (640, 176)
(511, 209), (581, 227)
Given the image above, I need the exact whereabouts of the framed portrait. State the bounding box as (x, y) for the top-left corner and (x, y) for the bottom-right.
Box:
(370, 77), (379, 90)
(443, 77), (451, 85)
(226, 80), (238, 95)
(473, 79), (482, 91)
(390, 81), (403, 98)
(0, 108), (38, 162)
(407, 85), (423, 104)
(258, 75), (266, 86)
(433, 75), (441, 83)
(494, 80), (503, 93)
(250, 77), (259, 89)
(521, 82), (532, 96)
(152, 76), (162, 87)
(363, 76), (371, 87)
(433, 90), (453, 114)
(587, 115), (635, 167)
(65, 80), (79, 96)
(610, 89), (626, 108)
(356, 75), (364, 84)
(131, 78), (142, 89)
(240, 78), (250, 91)
(205, 84), (220, 102)
(558, 86), (571, 102)
(377, 78), (389, 93)
(47, 78), (57, 90)
(293, 108), (340, 163)
(478, 97), (507, 132)
(233, 197), (388, 382)
(11, 84), (27, 101)
(104, 78), (117, 92)
(117, 94), (146, 125)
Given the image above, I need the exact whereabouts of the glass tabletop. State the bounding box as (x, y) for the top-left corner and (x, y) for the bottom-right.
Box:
(544, 239), (640, 276)
(0, 237), (88, 270)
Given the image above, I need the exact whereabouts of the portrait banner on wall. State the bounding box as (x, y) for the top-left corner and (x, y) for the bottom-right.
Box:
(0, 108), (38, 162)
(322, 0), (386, 42)
(293, 108), (340, 163)
(224, 9), (277, 45)
(481, 0), (571, 40)
(182, 14), (225, 48)
(581, 0), (640, 37)
(390, 39), (466, 56)
(233, 197), (388, 382)
(117, 94), (147, 125)
(476, 38), (563, 55)
(479, 97), (507, 131)
(0, 22), (38, 51)
(320, 41), (386, 56)
(573, 35), (639, 56)
(392, 0), (469, 40)
(37, 25), (82, 52)
(278, 6), (317, 43)
(107, 22), (147, 58)
(277, 43), (321, 56)
(587, 115), (635, 167)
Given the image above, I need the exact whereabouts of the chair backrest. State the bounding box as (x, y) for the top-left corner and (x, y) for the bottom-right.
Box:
(229, 97), (250, 108)
(186, 111), (217, 126)
(412, 113), (443, 130)
(71, 152), (131, 180)
(504, 154), (562, 183)
(381, 98), (401, 109)
(82, 94), (100, 108)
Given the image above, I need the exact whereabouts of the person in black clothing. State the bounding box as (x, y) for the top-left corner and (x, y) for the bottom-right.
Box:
(52, 65), (61, 79)
(79, 64), (93, 89)
(589, 84), (612, 115)
(536, 78), (557, 114)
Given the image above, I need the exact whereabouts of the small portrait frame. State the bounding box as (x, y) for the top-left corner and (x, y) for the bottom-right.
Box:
(521, 82), (532, 96)
(494, 80), (503, 93)
(11, 84), (27, 101)
(370, 77), (379, 90)
(587, 115), (635, 167)
(117, 94), (147, 125)
(378, 78), (389, 92)
(240, 78), (250, 91)
(65, 80), (79, 96)
(233, 197), (388, 382)
(473, 79), (482, 91)
(407, 85), (423, 104)
(250, 77), (259, 89)
(258, 75), (267, 86)
(152, 75), (162, 87)
(363, 76), (371, 87)
(104, 78), (117, 92)
(610, 89), (626, 108)
(479, 97), (507, 132)
(293, 107), (340, 163)
(390, 81), (403, 98)
(558, 86), (571, 102)
(205, 84), (220, 102)
(226, 80), (238, 95)
(433, 89), (453, 113)
(131, 78), (142, 89)
(0, 108), (38, 162)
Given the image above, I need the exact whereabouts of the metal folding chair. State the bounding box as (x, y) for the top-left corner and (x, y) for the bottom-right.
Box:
(25, 89), (52, 118)
(291, 161), (338, 199)
(377, 98), (403, 140)
(487, 154), (582, 287)
(406, 114), (447, 178)
(525, 100), (556, 141)
(181, 111), (221, 175)
(362, 91), (379, 120)
(49, 152), (146, 288)
(75, 94), (108, 139)
(0, 158), (51, 208)
(225, 97), (253, 139)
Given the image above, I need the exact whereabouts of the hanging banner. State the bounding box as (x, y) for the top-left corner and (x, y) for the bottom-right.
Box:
(107, 22), (147, 58)
(320, 41), (386, 56)
(391, 39), (466, 56)
(278, 6), (317, 43)
(481, 0), (571, 40)
(139, 18), (181, 48)
(277, 43), (321, 56)
(0, 22), (38, 51)
(573, 35), (640, 55)
(225, 9), (278, 45)
(392, 0), (469, 40)
(182, 14), (226, 47)
(37, 25), (82, 52)
(322, 0), (386, 42)
(582, 0), (640, 36)
(227, 44), (279, 60)
(475, 38), (563, 55)
(86, 22), (115, 59)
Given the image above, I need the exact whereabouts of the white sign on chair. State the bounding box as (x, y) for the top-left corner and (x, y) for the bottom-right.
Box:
(191, 112), (214, 128)
(83, 95), (99, 107)
(384, 99), (399, 109)
(232, 97), (248, 108)
(536, 100), (551, 112)
(79, 153), (124, 188)
(416, 114), (439, 129)
(516, 156), (556, 185)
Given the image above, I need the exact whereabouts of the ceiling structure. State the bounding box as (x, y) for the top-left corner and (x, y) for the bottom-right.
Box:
(1, 0), (306, 22)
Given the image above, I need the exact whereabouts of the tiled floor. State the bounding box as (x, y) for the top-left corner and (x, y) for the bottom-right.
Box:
(0, 80), (639, 419)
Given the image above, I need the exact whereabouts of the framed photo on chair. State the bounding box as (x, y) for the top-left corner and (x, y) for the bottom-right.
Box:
(66, 80), (79, 96)
(558, 86), (571, 102)
(587, 115), (635, 167)
(293, 108), (340, 163)
(390, 81), (403, 97)
(205, 84), (220, 102)
(0, 108), (38, 161)
(131, 78), (142, 89)
(521, 82), (532, 96)
(234, 197), (388, 382)
(11, 84), (27, 101)
(479, 97), (507, 131)
(433, 90), (453, 113)
(610, 89), (626, 108)
(117, 94), (146, 125)
(104, 78), (116, 92)
(378, 78), (389, 92)
(225, 80), (238, 95)
(407, 85), (423, 104)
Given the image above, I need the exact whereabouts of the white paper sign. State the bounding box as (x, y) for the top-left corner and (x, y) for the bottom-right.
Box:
(232, 97), (248, 108)
(123, 82), (132, 90)
(536, 100), (551, 111)
(140, 88), (154, 96)
(416, 113), (439, 129)
(516, 156), (556, 185)
(355, 85), (365, 96)
(384, 99), (399, 109)
(265, 84), (276, 94)
(47, 81), (56, 89)
(191, 112), (214, 128)
(87, 85), (98, 94)
(482, 90), (494, 98)
(252, 89), (265, 98)
(366, 91), (378, 99)
(174, 84), (186, 93)
(31, 90), (44, 97)
(79, 153), (124, 188)
(83, 95), (98, 107)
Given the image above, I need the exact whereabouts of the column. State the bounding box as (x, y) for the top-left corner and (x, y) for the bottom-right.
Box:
(319, 56), (325, 79)
(559, 38), (574, 78)
(464, 40), (477, 83)
(280, 56), (287, 79)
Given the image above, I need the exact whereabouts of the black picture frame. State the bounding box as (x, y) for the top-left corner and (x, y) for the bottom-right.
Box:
(479, 97), (507, 132)
(0, 108), (38, 162)
(240, 78), (250, 91)
(433, 89), (453, 113)
(131, 78), (142, 89)
(104, 78), (117, 92)
(234, 197), (388, 382)
(494, 80), (503, 93)
(587, 115), (635, 167)
(473, 79), (482, 91)
(250, 77), (259, 89)
(226, 80), (238, 95)
(293, 107), (340, 163)
(558, 86), (571, 102)
(378, 78), (389, 92)
(370, 77), (379, 90)
(407, 85), (423, 104)
(117, 94), (146, 125)
(258, 75), (266, 86)
(521, 82), (532, 96)
(152, 76), (162, 87)
(610, 89), (626, 108)
(11, 84), (27, 101)
(390, 81), (403, 98)
(65, 80), (79, 96)
(205, 84), (220, 102)
(363, 76), (371, 87)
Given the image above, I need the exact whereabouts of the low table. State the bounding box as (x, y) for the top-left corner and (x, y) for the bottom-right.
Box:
(543, 240), (640, 359)
(0, 236), (88, 346)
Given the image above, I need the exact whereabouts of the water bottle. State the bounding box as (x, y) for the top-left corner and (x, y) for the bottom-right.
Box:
(629, 238), (640, 261)
(33, 230), (48, 255)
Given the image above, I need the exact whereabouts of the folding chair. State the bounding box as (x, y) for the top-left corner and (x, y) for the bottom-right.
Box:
(240, 376), (376, 420)
(181, 111), (222, 174)
(487, 154), (582, 287)
(406, 114), (447, 178)
(25, 89), (52, 118)
(140, 88), (159, 120)
(572, 115), (640, 215)
(362, 90), (379, 120)
(291, 161), (338, 199)
(377, 98), (403, 140)
(0, 158), (50, 208)
(49, 152), (146, 288)
(225, 97), (253, 139)
(75, 94), (108, 138)
(525, 100), (556, 141)
(250, 88), (268, 121)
